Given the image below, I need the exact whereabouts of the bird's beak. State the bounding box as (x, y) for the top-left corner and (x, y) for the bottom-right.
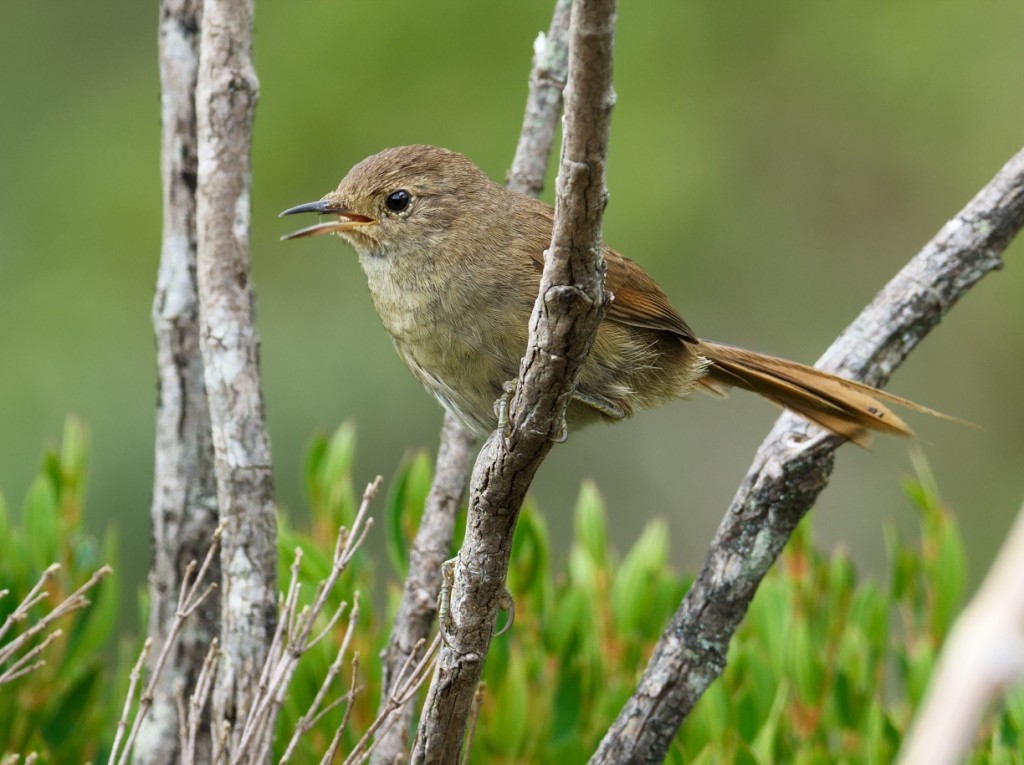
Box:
(278, 199), (376, 240)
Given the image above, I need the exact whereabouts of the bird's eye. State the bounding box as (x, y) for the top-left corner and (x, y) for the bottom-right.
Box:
(385, 190), (412, 213)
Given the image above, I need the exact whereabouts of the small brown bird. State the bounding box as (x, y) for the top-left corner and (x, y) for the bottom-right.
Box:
(281, 145), (940, 446)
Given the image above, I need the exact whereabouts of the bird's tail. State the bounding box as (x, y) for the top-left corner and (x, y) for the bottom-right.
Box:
(695, 340), (955, 447)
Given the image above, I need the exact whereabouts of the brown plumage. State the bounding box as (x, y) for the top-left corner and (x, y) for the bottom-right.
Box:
(281, 145), (946, 446)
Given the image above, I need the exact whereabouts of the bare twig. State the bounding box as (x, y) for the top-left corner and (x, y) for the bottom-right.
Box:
(111, 531), (223, 765)
(110, 639), (154, 765)
(411, 1), (618, 761)
(460, 683), (487, 765)
(0, 631), (60, 686)
(372, 5), (571, 763)
(280, 600), (361, 763)
(185, 638), (221, 765)
(318, 657), (362, 765)
(347, 636), (441, 765)
(223, 478), (379, 765)
(0, 564), (112, 685)
(588, 145), (1024, 764)
(0, 565), (58, 649)
(898, 496), (1024, 764)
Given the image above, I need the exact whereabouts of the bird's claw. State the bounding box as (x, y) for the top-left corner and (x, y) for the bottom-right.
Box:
(495, 380), (570, 443)
(437, 558), (515, 648)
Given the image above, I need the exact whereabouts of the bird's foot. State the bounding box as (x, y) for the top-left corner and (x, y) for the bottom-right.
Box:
(437, 558), (515, 648)
(495, 380), (571, 443)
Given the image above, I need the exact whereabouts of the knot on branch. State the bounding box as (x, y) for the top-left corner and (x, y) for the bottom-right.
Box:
(542, 283), (598, 314)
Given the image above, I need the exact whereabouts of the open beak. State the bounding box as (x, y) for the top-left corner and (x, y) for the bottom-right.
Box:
(279, 199), (376, 240)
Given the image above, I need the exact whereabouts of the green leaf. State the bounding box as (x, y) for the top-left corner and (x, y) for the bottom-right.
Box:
(323, 423), (358, 524)
(751, 678), (789, 762)
(610, 519), (669, 637)
(63, 529), (118, 681)
(930, 513), (966, 639)
(302, 432), (329, 509)
(509, 503), (550, 602)
(22, 473), (59, 571)
(58, 415), (88, 511)
(573, 480), (609, 570)
(785, 615), (820, 704)
(496, 651), (529, 758)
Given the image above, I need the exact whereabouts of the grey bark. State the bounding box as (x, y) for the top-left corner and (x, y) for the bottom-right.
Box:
(371, 5), (572, 762)
(507, 0), (572, 198)
(371, 414), (475, 765)
(193, 0), (277, 752)
(588, 145), (1024, 764)
(136, 1), (220, 762)
(410, 1), (617, 762)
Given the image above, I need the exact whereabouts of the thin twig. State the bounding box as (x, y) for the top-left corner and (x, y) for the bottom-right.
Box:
(0, 565), (111, 675)
(185, 638), (221, 764)
(108, 531), (222, 765)
(347, 636), (441, 765)
(280, 599), (361, 762)
(0, 565), (59, 648)
(319, 656), (362, 765)
(229, 478), (380, 764)
(0, 629), (61, 685)
(109, 639), (153, 765)
(460, 683), (487, 765)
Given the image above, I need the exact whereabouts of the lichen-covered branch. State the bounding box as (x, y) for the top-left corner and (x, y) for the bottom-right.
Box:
(193, 0), (277, 751)
(139, 1), (220, 761)
(589, 144), (1024, 765)
(410, 1), (617, 762)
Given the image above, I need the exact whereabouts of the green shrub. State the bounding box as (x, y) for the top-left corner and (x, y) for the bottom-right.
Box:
(0, 418), (124, 763)
(4, 420), (1022, 763)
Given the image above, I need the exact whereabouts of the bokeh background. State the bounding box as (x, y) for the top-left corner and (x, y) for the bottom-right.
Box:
(2, 2), (1023, 621)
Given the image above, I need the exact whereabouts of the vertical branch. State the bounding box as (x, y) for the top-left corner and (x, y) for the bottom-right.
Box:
(370, 414), (474, 765)
(371, 4), (572, 763)
(411, 1), (617, 762)
(507, 0), (572, 197)
(194, 0), (276, 751)
(588, 145), (1024, 765)
(138, 1), (220, 762)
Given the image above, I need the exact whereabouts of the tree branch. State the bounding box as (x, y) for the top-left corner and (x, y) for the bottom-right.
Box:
(410, 1), (617, 762)
(370, 414), (474, 765)
(507, 0), (572, 198)
(589, 144), (1024, 764)
(193, 0), (277, 752)
(138, 1), (221, 761)
(371, 5), (572, 762)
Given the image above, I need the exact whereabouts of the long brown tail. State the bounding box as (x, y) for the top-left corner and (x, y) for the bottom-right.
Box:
(696, 340), (952, 447)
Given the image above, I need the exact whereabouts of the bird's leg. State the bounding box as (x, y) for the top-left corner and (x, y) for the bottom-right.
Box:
(438, 558), (457, 648)
(494, 380), (518, 441)
(572, 392), (626, 421)
(496, 380), (591, 443)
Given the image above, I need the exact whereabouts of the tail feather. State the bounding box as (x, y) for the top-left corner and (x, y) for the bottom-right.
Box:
(696, 340), (954, 447)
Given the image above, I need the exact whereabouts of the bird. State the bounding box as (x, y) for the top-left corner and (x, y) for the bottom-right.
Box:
(281, 144), (945, 447)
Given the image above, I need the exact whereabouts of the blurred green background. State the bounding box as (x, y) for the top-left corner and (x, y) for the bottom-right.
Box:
(1, 2), (1022, 615)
